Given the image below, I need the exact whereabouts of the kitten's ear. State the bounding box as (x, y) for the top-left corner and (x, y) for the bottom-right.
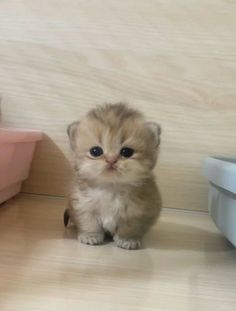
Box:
(145, 122), (161, 147)
(67, 121), (80, 151)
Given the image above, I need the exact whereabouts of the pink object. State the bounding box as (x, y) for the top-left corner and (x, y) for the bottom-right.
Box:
(0, 128), (42, 204)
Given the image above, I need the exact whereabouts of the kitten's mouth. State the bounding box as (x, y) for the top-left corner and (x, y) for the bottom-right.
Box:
(106, 165), (118, 172)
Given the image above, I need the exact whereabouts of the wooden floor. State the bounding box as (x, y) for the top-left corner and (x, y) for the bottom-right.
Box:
(0, 195), (235, 311)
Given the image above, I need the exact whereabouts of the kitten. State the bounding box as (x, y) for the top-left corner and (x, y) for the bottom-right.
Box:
(65, 103), (162, 249)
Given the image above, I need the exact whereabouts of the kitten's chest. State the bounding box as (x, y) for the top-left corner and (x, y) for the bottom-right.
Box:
(84, 187), (127, 233)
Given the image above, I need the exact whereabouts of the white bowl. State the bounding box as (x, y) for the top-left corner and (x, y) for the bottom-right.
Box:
(203, 157), (236, 247)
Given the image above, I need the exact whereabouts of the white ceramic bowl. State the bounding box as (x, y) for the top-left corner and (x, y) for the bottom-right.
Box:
(203, 157), (236, 247)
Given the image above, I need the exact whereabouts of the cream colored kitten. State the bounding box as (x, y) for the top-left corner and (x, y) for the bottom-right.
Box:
(65, 103), (162, 249)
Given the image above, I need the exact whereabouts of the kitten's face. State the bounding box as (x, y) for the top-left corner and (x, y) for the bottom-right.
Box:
(68, 104), (161, 185)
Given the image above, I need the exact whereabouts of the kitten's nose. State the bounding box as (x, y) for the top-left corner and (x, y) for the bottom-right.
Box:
(105, 157), (118, 165)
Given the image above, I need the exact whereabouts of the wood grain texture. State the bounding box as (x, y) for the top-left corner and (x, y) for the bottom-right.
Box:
(1, 0), (236, 210)
(0, 194), (236, 311)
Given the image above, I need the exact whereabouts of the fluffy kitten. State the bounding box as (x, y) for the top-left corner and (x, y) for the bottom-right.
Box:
(65, 103), (162, 249)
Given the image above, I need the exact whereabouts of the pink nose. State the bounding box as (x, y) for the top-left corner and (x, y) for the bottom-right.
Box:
(105, 157), (118, 165)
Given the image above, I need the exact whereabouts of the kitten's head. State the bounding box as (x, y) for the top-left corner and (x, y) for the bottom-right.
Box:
(68, 103), (161, 185)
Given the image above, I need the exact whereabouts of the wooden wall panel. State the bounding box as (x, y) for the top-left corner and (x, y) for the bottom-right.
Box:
(1, 0), (236, 210)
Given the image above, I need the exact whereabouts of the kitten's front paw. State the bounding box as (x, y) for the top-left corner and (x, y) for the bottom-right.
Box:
(78, 233), (104, 245)
(114, 235), (141, 250)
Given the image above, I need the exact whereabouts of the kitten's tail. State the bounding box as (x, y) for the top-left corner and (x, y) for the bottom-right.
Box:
(64, 209), (70, 227)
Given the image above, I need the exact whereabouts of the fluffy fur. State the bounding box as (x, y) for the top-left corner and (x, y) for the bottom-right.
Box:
(66, 103), (162, 249)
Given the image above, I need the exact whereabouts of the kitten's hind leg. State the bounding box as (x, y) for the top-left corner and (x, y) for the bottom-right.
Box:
(63, 209), (70, 227)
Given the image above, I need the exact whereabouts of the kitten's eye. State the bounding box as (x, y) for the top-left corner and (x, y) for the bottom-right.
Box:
(120, 147), (134, 158)
(89, 146), (103, 157)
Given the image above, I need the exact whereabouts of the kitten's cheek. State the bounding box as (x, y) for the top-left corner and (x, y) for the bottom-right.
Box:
(126, 161), (149, 177)
(79, 161), (103, 178)
(122, 160), (139, 172)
